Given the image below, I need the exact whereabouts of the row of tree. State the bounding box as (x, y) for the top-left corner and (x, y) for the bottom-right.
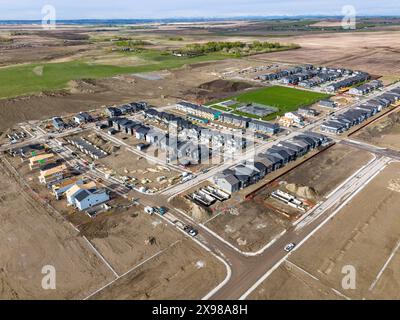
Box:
(173, 41), (292, 56)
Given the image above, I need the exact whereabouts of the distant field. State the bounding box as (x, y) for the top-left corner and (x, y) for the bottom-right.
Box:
(234, 86), (330, 120)
(0, 51), (231, 99)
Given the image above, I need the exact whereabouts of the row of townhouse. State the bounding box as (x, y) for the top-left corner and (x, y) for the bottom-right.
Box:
(321, 87), (400, 134)
(105, 102), (147, 117)
(326, 72), (371, 93)
(176, 101), (280, 135)
(259, 65), (352, 87)
(218, 113), (280, 135)
(176, 101), (221, 121)
(280, 70), (316, 85)
(108, 117), (150, 140)
(348, 80), (383, 96)
(257, 64), (313, 81)
(66, 137), (108, 160)
(298, 67), (352, 88)
(213, 132), (329, 194)
(179, 127), (247, 153)
(157, 136), (210, 165)
(144, 107), (201, 131)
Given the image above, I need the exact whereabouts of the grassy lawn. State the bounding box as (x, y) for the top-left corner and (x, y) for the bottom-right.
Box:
(0, 51), (232, 99)
(209, 104), (231, 112)
(234, 86), (330, 120)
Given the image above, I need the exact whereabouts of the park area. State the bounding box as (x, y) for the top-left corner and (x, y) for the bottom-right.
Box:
(219, 86), (330, 120)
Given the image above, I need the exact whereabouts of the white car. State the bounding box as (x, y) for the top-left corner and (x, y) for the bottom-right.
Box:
(188, 229), (198, 237)
(284, 243), (296, 252)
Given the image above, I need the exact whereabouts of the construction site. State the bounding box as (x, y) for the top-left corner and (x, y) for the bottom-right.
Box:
(250, 162), (400, 300)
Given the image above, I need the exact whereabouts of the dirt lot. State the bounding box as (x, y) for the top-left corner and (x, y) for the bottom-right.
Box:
(353, 109), (400, 151)
(98, 148), (182, 192)
(251, 162), (400, 300)
(249, 262), (344, 300)
(0, 158), (114, 299)
(274, 144), (373, 201)
(79, 210), (182, 275)
(89, 238), (226, 300)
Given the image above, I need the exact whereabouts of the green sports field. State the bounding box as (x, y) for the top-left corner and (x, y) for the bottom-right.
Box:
(234, 86), (330, 120)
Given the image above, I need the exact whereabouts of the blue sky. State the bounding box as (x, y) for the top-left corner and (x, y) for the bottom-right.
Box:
(0, 0), (398, 20)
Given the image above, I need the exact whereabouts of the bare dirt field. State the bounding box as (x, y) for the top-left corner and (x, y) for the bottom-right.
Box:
(275, 144), (373, 201)
(1, 154), (226, 300)
(88, 238), (226, 300)
(249, 262), (344, 300)
(79, 211), (182, 275)
(98, 148), (182, 192)
(0, 158), (114, 299)
(251, 162), (400, 300)
(353, 109), (400, 151)
(0, 30), (90, 66)
(204, 197), (290, 253)
(255, 31), (400, 78)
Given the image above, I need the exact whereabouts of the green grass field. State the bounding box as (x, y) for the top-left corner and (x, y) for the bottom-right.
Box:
(234, 86), (330, 120)
(0, 51), (231, 99)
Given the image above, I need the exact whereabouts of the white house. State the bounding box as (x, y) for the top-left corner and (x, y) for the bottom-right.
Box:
(74, 189), (110, 211)
(66, 182), (109, 211)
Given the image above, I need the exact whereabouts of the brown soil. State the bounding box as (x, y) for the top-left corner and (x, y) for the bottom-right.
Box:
(354, 110), (400, 150)
(185, 79), (258, 102)
(89, 238), (226, 300)
(279, 144), (373, 200)
(0, 159), (114, 299)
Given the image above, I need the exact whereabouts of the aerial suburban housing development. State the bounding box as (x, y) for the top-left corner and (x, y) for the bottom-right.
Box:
(1, 0), (400, 310)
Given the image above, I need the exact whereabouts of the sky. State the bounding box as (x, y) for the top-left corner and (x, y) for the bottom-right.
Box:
(0, 0), (398, 20)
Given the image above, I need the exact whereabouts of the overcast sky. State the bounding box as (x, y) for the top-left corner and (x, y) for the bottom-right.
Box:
(0, 0), (398, 20)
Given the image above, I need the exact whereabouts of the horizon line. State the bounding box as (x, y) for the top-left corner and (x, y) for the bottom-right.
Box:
(1, 14), (400, 22)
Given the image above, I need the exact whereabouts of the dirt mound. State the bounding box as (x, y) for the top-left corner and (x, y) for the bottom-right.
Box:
(79, 217), (119, 239)
(388, 179), (400, 193)
(285, 183), (318, 200)
(170, 196), (210, 222)
(68, 79), (99, 94)
(184, 79), (257, 102)
(358, 112), (400, 139)
(199, 79), (254, 92)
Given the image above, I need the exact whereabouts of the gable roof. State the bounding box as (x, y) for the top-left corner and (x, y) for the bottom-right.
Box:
(75, 190), (90, 202)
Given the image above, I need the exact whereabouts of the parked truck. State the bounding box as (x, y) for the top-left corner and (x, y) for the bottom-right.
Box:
(144, 206), (167, 216)
(144, 206), (155, 215)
